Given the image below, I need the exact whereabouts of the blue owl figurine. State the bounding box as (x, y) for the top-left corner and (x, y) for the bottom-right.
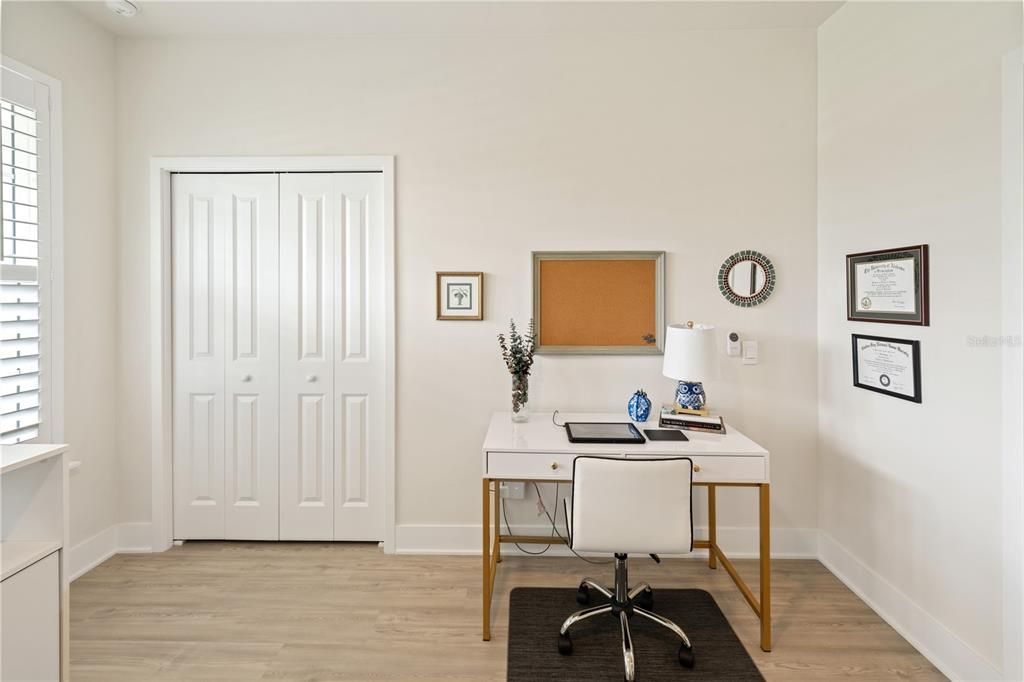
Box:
(674, 381), (706, 411)
(627, 389), (652, 422)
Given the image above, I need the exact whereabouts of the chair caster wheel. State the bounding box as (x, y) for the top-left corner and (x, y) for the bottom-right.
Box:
(678, 642), (695, 669)
(558, 632), (573, 655)
(636, 587), (653, 609)
(576, 584), (590, 605)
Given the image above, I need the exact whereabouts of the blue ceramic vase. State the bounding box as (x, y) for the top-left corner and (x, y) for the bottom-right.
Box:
(627, 389), (652, 422)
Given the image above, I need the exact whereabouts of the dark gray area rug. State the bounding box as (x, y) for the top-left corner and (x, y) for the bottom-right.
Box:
(507, 587), (764, 681)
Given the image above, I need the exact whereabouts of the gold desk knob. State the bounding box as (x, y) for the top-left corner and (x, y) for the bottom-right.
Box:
(550, 462), (559, 470)
(693, 464), (702, 472)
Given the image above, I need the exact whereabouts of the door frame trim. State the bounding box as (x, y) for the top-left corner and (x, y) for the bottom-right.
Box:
(149, 156), (397, 553)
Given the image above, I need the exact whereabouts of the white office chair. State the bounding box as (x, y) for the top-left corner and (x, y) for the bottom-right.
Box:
(558, 456), (695, 680)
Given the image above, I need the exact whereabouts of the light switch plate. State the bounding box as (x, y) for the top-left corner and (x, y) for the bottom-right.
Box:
(742, 340), (759, 365)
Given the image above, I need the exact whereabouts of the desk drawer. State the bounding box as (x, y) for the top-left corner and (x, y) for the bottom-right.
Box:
(486, 452), (767, 483)
(688, 456), (766, 483)
(487, 451), (577, 479)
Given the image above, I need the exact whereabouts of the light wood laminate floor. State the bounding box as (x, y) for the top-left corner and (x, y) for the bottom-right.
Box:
(70, 542), (944, 681)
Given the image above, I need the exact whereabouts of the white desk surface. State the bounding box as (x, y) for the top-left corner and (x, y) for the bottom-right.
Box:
(1, 443), (68, 475)
(482, 412), (768, 458)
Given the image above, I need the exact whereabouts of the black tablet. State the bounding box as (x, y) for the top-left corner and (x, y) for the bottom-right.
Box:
(643, 428), (688, 442)
(564, 422), (646, 444)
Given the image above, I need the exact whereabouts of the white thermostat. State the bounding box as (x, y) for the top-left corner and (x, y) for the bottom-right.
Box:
(726, 332), (741, 357)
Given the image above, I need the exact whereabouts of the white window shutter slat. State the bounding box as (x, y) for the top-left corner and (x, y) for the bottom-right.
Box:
(0, 98), (41, 444)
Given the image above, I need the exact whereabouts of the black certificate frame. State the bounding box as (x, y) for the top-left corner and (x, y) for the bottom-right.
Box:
(846, 244), (929, 325)
(851, 334), (922, 403)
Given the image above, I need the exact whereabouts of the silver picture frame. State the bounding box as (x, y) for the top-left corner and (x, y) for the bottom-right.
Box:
(532, 251), (666, 355)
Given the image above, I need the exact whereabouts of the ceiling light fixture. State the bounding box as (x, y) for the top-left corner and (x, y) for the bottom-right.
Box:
(105, 0), (138, 18)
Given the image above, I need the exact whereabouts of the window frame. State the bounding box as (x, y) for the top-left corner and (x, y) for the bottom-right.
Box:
(2, 56), (64, 445)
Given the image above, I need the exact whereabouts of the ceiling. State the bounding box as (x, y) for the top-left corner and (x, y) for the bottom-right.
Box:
(67, 1), (845, 37)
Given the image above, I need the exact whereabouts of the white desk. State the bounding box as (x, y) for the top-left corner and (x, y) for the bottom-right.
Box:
(480, 412), (772, 651)
(1, 443), (70, 681)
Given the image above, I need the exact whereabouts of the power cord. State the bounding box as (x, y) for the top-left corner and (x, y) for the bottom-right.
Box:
(532, 482), (612, 566)
(502, 487), (554, 555)
(502, 410), (611, 565)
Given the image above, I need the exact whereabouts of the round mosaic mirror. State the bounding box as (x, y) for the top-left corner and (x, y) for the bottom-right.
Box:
(718, 250), (776, 307)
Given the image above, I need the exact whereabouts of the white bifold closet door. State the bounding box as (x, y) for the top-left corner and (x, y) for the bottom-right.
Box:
(173, 173), (280, 540)
(173, 171), (386, 542)
(279, 173), (385, 541)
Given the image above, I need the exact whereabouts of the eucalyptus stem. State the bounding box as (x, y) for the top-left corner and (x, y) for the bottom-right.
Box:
(497, 318), (537, 377)
(499, 319), (537, 418)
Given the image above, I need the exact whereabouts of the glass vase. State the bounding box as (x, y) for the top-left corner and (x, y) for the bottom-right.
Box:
(511, 374), (530, 422)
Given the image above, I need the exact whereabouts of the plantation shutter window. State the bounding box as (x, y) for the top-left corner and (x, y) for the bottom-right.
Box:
(1, 64), (53, 445)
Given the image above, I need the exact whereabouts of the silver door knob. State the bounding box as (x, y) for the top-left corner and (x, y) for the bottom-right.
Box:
(241, 374), (252, 382)
(306, 374), (317, 383)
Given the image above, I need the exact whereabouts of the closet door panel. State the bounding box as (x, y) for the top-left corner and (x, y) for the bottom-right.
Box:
(173, 173), (280, 541)
(224, 176), (280, 540)
(172, 175), (227, 539)
(279, 174), (335, 540)
(333, 174), (386, 540)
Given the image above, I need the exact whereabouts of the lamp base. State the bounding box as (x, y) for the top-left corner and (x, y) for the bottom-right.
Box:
(674, 381), (707, 411)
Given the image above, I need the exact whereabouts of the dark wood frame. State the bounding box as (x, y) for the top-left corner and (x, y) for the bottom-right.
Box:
(436, 271), (484, 320)
(846, 244), (929, 325)
(851, 333), (922, 403)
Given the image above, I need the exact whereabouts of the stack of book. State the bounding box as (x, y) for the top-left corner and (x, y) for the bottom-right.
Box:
(659, 405), (727, 434)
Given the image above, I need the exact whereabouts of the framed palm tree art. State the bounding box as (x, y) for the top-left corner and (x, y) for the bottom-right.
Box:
(436, 271), (484, 320)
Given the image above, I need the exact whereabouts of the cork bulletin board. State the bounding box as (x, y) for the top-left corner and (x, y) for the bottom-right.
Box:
(532, 251), (665, 354)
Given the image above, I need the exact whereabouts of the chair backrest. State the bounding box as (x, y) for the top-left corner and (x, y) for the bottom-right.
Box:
(569, 456), (693, 555)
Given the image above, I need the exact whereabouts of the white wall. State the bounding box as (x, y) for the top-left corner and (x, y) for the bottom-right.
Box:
(0, 2), (121, 549)
(113, 29), (820, 553)
(817, 2), (1022, 678)
(7, 0), (1022, 673)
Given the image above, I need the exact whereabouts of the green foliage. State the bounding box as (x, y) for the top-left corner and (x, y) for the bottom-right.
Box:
(497, 318), (537, 377)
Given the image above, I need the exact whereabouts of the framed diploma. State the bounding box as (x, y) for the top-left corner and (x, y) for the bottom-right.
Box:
(852, 334), (922, 403)
(846, 245), (929, 325)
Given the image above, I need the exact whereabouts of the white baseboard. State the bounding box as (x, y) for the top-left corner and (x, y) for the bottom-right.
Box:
(116, 522), (154, 552)
(818, 531), (1001, 681)
(67, 525), (118, 581)
(68, 522), (153, 582)
(394, 523), (818, 558)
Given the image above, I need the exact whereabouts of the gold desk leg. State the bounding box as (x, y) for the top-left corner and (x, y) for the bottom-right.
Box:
(759, 483), (772, 652)
(708, 484), (717, 569)
(494, 483), (502, 564)
(482, 478), (492, 641)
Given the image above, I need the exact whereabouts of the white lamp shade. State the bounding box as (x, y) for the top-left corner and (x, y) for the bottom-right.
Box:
(662, 323), (716, 381)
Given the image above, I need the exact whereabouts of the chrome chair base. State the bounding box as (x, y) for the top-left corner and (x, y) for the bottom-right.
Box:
(558, 555), (694, 680)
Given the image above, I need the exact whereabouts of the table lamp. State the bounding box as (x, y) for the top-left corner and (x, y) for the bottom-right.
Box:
(662, 321), (716, 412)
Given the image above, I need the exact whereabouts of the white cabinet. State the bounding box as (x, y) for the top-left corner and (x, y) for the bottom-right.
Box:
(2, 551), (60, 681)
(1, 444), (69, 681)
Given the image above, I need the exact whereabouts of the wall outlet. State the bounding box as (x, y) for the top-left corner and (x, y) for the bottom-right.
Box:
(500, 482), (525, 500)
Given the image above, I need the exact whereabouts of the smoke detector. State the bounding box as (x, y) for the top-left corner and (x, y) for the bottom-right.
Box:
(105, 0), (138, 17)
